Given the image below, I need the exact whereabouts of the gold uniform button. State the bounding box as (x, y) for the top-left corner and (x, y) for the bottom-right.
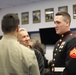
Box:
(57, 44), (59, 46)
(52, 64), (55, 67)
(60, 39), (62, 42)
(62, 35), (64, 37)
(53, 59), (55, 61)
(52, 68), (55, 71)
(54, 53), (56, 56)
(55, 48), (57, 51)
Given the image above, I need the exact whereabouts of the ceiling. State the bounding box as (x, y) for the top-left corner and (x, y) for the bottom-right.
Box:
(0, 0), (49, 10)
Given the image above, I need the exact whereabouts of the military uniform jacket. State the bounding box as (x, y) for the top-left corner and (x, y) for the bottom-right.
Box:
(0, 35), (40, 75)
(52, 31), (76, 75)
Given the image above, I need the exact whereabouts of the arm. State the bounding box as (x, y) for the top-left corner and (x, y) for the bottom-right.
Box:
(29, 51), (40, 75)
(22, 47), (40, 75)
(62, 38), (76, 75)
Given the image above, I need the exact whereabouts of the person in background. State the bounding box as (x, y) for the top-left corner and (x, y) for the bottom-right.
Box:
(17, 28), (44, 75)
(51, 12), (76, 75)
(0, 13), (40, 75)
(32, 41), (48, 68)
(31, 41), (52, 75)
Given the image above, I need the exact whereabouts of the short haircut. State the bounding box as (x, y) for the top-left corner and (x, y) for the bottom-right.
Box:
(17, 28), (27, 38)
(19, 28), (26, 32)
(1, 13), (19, 33)
(56, 12), (71, 24)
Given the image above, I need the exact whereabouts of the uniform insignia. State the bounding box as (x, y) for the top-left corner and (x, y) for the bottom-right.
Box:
(70, 47), (76, 58)
(59, 42), (65, 48)
(61, 42), (65, 46)
(70, 33), (72, 35)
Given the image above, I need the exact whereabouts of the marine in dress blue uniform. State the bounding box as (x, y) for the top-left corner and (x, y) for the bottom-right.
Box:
(52, 31), (76, 75)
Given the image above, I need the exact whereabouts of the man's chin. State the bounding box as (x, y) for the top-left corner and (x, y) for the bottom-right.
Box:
(56, 32), (59, 34)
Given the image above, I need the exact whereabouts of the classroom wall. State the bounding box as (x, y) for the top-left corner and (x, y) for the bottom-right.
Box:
(0, 0), (76, 61)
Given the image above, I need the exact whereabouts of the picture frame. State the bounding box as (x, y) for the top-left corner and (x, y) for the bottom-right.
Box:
(45, 8), (54, 22)
(21, 12), (29, 25)
(73, 4), (76, 19)
(28, 31), (41, 43)
(58, 6), (68, 12)
(33, 10), (41, 23)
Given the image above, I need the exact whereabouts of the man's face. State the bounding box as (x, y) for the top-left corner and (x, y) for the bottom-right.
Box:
(18, 31), (30, 47)
(54, 15), (68, 35)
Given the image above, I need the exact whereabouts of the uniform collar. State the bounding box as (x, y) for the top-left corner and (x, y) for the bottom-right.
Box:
(61, 31), (71, 38)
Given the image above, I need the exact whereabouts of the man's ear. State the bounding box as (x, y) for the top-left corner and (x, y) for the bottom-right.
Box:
(66, 20), (70, 26)
(17, 25), (20, 32)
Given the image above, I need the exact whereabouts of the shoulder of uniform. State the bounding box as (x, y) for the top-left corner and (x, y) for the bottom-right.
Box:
(69, 33), (76, 38)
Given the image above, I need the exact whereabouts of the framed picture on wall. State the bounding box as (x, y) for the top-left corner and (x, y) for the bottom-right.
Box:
(58, 6), (68, 12)
(33, 10), (41, 23)
(28, 31), (41, 43)
(45, 8), (54, 22)
(73, 4), (76, 19)
(21, 12), (29, 25)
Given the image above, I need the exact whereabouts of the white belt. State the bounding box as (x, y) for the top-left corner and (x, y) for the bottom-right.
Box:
(52, 67), (65, 72)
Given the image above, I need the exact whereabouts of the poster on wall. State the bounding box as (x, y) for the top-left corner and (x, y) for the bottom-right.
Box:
(58, 6), (68, 12)
(45, 8), (54, 22)
(73, 4), (76, 19)
(29, 32), (41, 43)
(21, 12), (29, 25)
(33, 10), (41, 23)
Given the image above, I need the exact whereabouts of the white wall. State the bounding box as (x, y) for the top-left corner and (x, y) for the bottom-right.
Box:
(0, 0), (76, 61)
